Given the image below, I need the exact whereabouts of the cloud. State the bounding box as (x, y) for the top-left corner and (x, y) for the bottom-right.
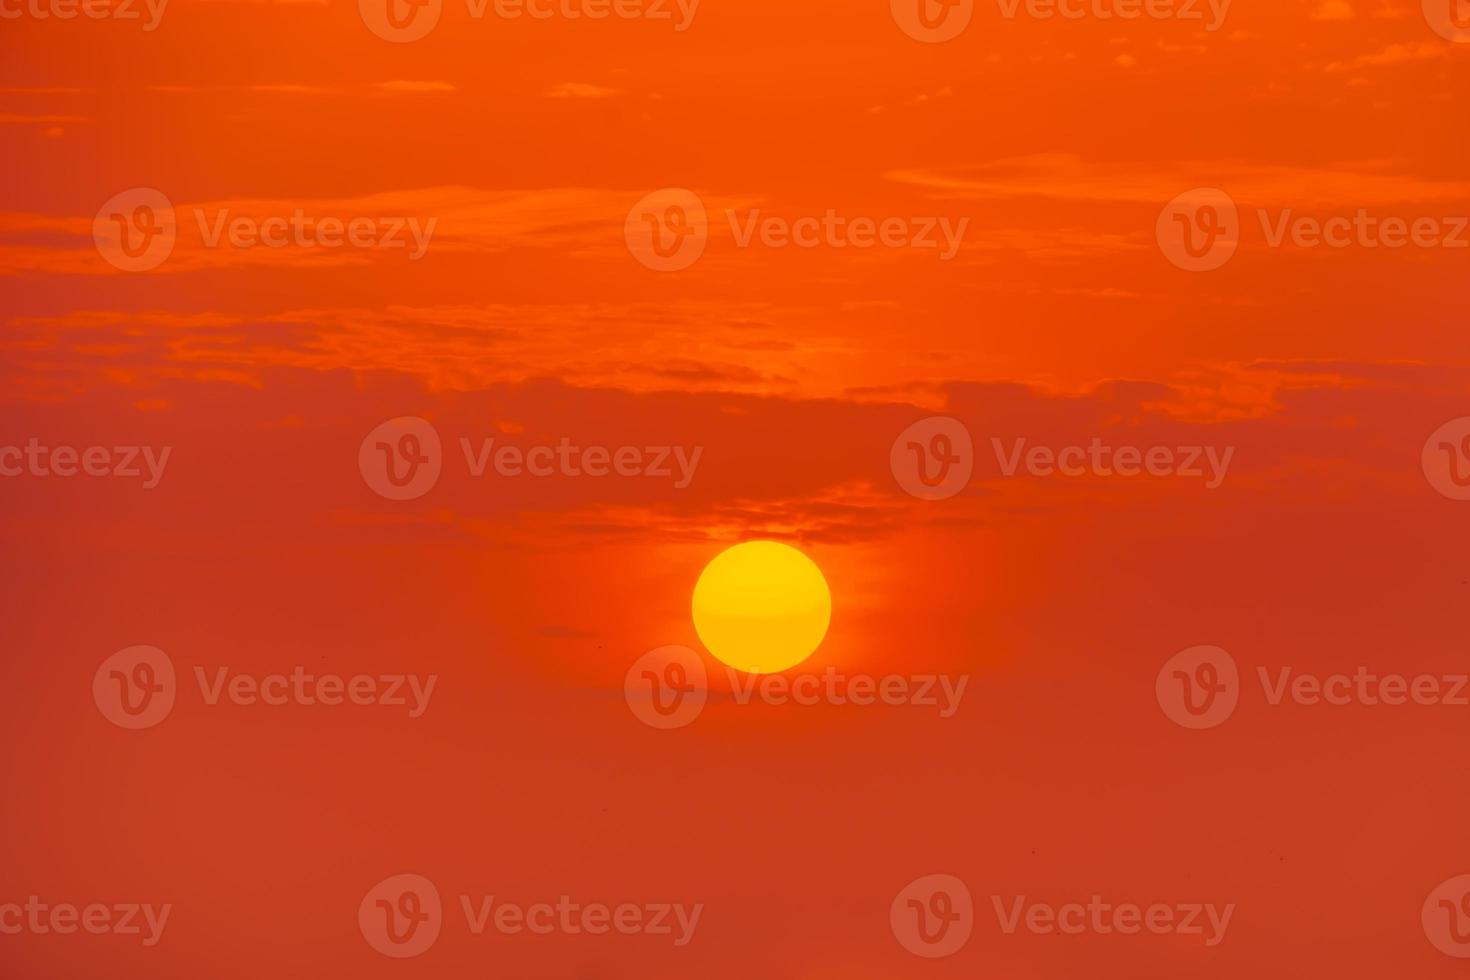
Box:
(147, 82), (457, 97)
(3, 353), (1457, 558)
(245, 84), (333, 95)
(886, 154), (1470, 208)
(0, 300), (814, 399)
(0, 185), (652, 276)
(544, 82), (622, 99)
(373, 81), (458, 93)
(1311, 0), (1355, 19)
(1324, 41), (1449, 71)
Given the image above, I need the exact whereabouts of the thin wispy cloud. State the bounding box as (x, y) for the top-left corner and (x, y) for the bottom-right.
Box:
(545, 82), (623, 99)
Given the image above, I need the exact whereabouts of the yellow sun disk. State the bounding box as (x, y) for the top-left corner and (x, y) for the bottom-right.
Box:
(691, 541), (832, 674)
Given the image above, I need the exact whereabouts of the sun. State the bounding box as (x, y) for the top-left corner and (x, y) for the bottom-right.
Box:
(691, 541), (832, 674)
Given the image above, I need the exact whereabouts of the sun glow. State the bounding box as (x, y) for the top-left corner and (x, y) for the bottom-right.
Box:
(691, 541), (832, 674)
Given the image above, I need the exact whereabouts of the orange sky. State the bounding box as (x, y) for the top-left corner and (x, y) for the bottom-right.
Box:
(2, 0), (1469, 976)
